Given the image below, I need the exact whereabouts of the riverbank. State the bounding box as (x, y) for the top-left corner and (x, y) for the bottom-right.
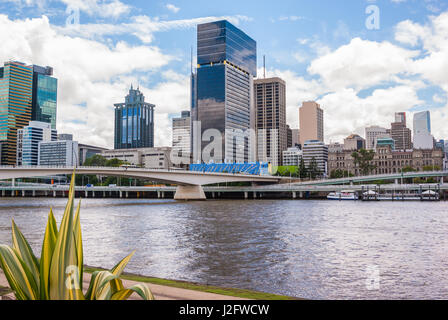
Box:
(0, 267), (298, 300)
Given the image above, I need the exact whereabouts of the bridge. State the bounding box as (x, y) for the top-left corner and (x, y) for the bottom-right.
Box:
(290, 171), (448, 186)
(0, 166), (281, 200)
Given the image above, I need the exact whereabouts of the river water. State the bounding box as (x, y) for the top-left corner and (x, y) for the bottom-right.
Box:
(0, 197), (447, 300)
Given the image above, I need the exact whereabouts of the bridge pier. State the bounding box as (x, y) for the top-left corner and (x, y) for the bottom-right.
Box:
(174, 185), (206, 201)
(22, 190), (25, 197)
(244, 192), (248, 199)
(293, 191), (297, 199)
(2, 190), (4, 197)
(53, 191), (56, 197)
(32, 190), (36, 197)
(119, 191), (123, 198)
(11, 190), (14, 197)
(85, 191), (88, 198)
(126, 191), (129, 198)
(253, 191), (257, 199)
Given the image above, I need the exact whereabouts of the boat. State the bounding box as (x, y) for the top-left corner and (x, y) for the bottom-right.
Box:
(327, 190), (358, 200)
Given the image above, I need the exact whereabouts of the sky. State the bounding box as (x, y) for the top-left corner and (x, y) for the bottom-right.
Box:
(0, 0), (447, 148)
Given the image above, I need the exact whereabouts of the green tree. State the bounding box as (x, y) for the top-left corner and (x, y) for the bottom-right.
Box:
(402, 166), (416, 173)
(83, 154), (107, 167)
(307, 157), (320, 179)
(330, 169), (354, 179)
(351, 149), (376, 176)
(299, 157), (307, 179)
(422, 165), (441, 172)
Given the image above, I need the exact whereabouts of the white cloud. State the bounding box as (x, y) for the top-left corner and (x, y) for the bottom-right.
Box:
(166, 3), (180, 13)
(0, 14), (175, 148)
(60, 0), (131, 18)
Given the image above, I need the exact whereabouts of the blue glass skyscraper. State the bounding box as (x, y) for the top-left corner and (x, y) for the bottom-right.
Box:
(192, 20), (257, 164)
(31, 65), (57, 129)
(114, 85), (155, 149)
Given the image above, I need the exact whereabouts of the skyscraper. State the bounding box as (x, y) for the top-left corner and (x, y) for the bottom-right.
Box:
(114, 85), (155, 149)
(390, 112), (412, 151)
(299, 101), (324, 145)
(413, 110), (433, 149)
(31, 65), (57, 129)
(0, 61), (33, 165)
(254, 77), (287, 166)
(191, 20), (257, 164)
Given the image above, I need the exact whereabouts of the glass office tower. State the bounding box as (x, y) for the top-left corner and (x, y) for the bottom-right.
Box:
(114, 85), (155, 149)
(0, 61), (33, 165)
(31, 65), (57, 129)
(192, 20), (257, 164)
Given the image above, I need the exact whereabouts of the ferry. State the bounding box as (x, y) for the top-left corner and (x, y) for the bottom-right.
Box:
(327, 190), (358, 201)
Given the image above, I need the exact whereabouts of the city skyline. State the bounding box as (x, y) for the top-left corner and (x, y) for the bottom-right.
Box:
(0, 1), (448, 149)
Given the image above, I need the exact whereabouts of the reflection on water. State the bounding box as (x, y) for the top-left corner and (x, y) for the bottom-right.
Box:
(1, 197), (448, 299)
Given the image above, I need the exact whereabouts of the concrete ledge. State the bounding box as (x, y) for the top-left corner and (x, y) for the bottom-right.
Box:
(174, 185), (206, 201)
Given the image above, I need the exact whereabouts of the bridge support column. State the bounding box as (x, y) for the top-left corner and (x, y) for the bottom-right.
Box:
(32, 190), (36, 197)
(293, 191), (297, 199)
(253, 192), (257, 199)
(157, 191), (160, 198)
(2, 190), (5, 197)
(395, 179), (399, 184)
(12, 178), (15, 187)
(85, 191), (88, 198)
(53, 191), (56, 198)
(22, 190), (25, 197)
(174, 185), (206, 201)
(119, 191), (123, 198)
(92, 191), (95, 198)
(126, 191), (129, 198)
(103, 191), (106, 198)
(300, 191), (303, 199)
(244, 192), (248, 199)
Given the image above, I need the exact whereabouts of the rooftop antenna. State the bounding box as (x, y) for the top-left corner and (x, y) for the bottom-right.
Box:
(263, 55), (266, 79)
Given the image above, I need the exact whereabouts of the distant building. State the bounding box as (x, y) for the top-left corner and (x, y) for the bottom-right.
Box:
(302, 140), (328, 176)
(31, 65), (57, 129)
(254, 77), (287, 166)
(328, 145), (444, 176)
(413, 111), (434, 150)
(291, 129), (300, 148)
(114, 85), (155, 150)
(0, 61), (33, 165)
(192, 20), (257, 164)
(58, 133), (73, 141)
(38, 140), (79, 166)
(343, 134), (366, 151)
(282, 147), (303, 166)
(78, 143), (109, 165)
(328, 142), (343, 153)
(17, 121), (57, 166)
(390, 112), (412, 150)
(299, 101), (324, 145)
(101, 147), (173, 169)
(172, 110), (191, 164)
(376, 137), (395, 150)
(365, 126), (388, 150)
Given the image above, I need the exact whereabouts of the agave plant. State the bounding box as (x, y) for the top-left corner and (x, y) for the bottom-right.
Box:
(0, 172), (154, 300)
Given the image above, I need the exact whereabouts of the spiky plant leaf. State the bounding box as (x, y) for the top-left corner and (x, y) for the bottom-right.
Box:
(111, 284), (154, 300)
(0, 245), (38, 300)
(49, 172), (83, 300)
(11, 219), (40, 292)
(39, 208), (59, 299)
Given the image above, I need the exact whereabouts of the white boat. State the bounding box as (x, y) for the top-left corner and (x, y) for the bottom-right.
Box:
(327, 190), (358, 200)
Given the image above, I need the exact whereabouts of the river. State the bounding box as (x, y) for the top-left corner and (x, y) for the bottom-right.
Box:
(0, 197), (447, 299)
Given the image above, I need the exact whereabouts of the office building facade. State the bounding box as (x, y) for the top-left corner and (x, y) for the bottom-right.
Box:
(78, 143), (108, 165)
(31, 65), (57, 129)
(192, 20), (257, 164)
(299, 101), (324, 145)
(282, 147), (303, 166)
(38, 140), (79, 166)
(413, 111), (434, 150)
(17, 121), (57, 166)
(114, 85), (155, 150)
(0, 61), (33, 165)
(302, 140), (328, 175)
(172, 110), (191, 162)
(101, 147), (173, 169)
(343, 134), (366, 151)
(390, 112), (412, 150)
(365, 125), (388, 150)
(254, 77), (287, 166)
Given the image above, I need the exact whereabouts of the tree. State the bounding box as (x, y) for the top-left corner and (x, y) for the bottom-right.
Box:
(299, 157), (307, 179)
(402, 166), (416, 173)
(330, 169), (354, 179)
(83, 154), (107, 167)
(307, 157), (320, 179)
(351, 149), (376, 176)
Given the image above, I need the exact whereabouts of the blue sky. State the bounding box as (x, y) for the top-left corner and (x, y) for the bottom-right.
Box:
(1, 0), (447, 148)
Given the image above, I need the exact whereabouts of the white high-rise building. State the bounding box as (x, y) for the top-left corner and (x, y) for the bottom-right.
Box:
(17, 121), (58, 166)
(172, 111), (191, 165)
(413, 111), (434, 150)
(302, 140), (328, 176)
(365, 126), (388, 150)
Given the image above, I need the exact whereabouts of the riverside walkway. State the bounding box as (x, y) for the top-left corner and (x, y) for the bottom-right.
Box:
(0, 269), (248, 300)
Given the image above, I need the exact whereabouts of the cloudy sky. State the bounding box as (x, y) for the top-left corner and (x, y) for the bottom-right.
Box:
(1, 0), (447, 148)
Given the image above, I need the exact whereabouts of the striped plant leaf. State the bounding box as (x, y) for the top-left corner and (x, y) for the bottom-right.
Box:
(0, 244), (38, 300)
(11, 219), (40, 292)
(39, 208), (59, 300)
(111, 284), (154, 300)
(84, 270), (118, 300)
(49, 172), (83, 300)
(73, 200), (83, 291)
